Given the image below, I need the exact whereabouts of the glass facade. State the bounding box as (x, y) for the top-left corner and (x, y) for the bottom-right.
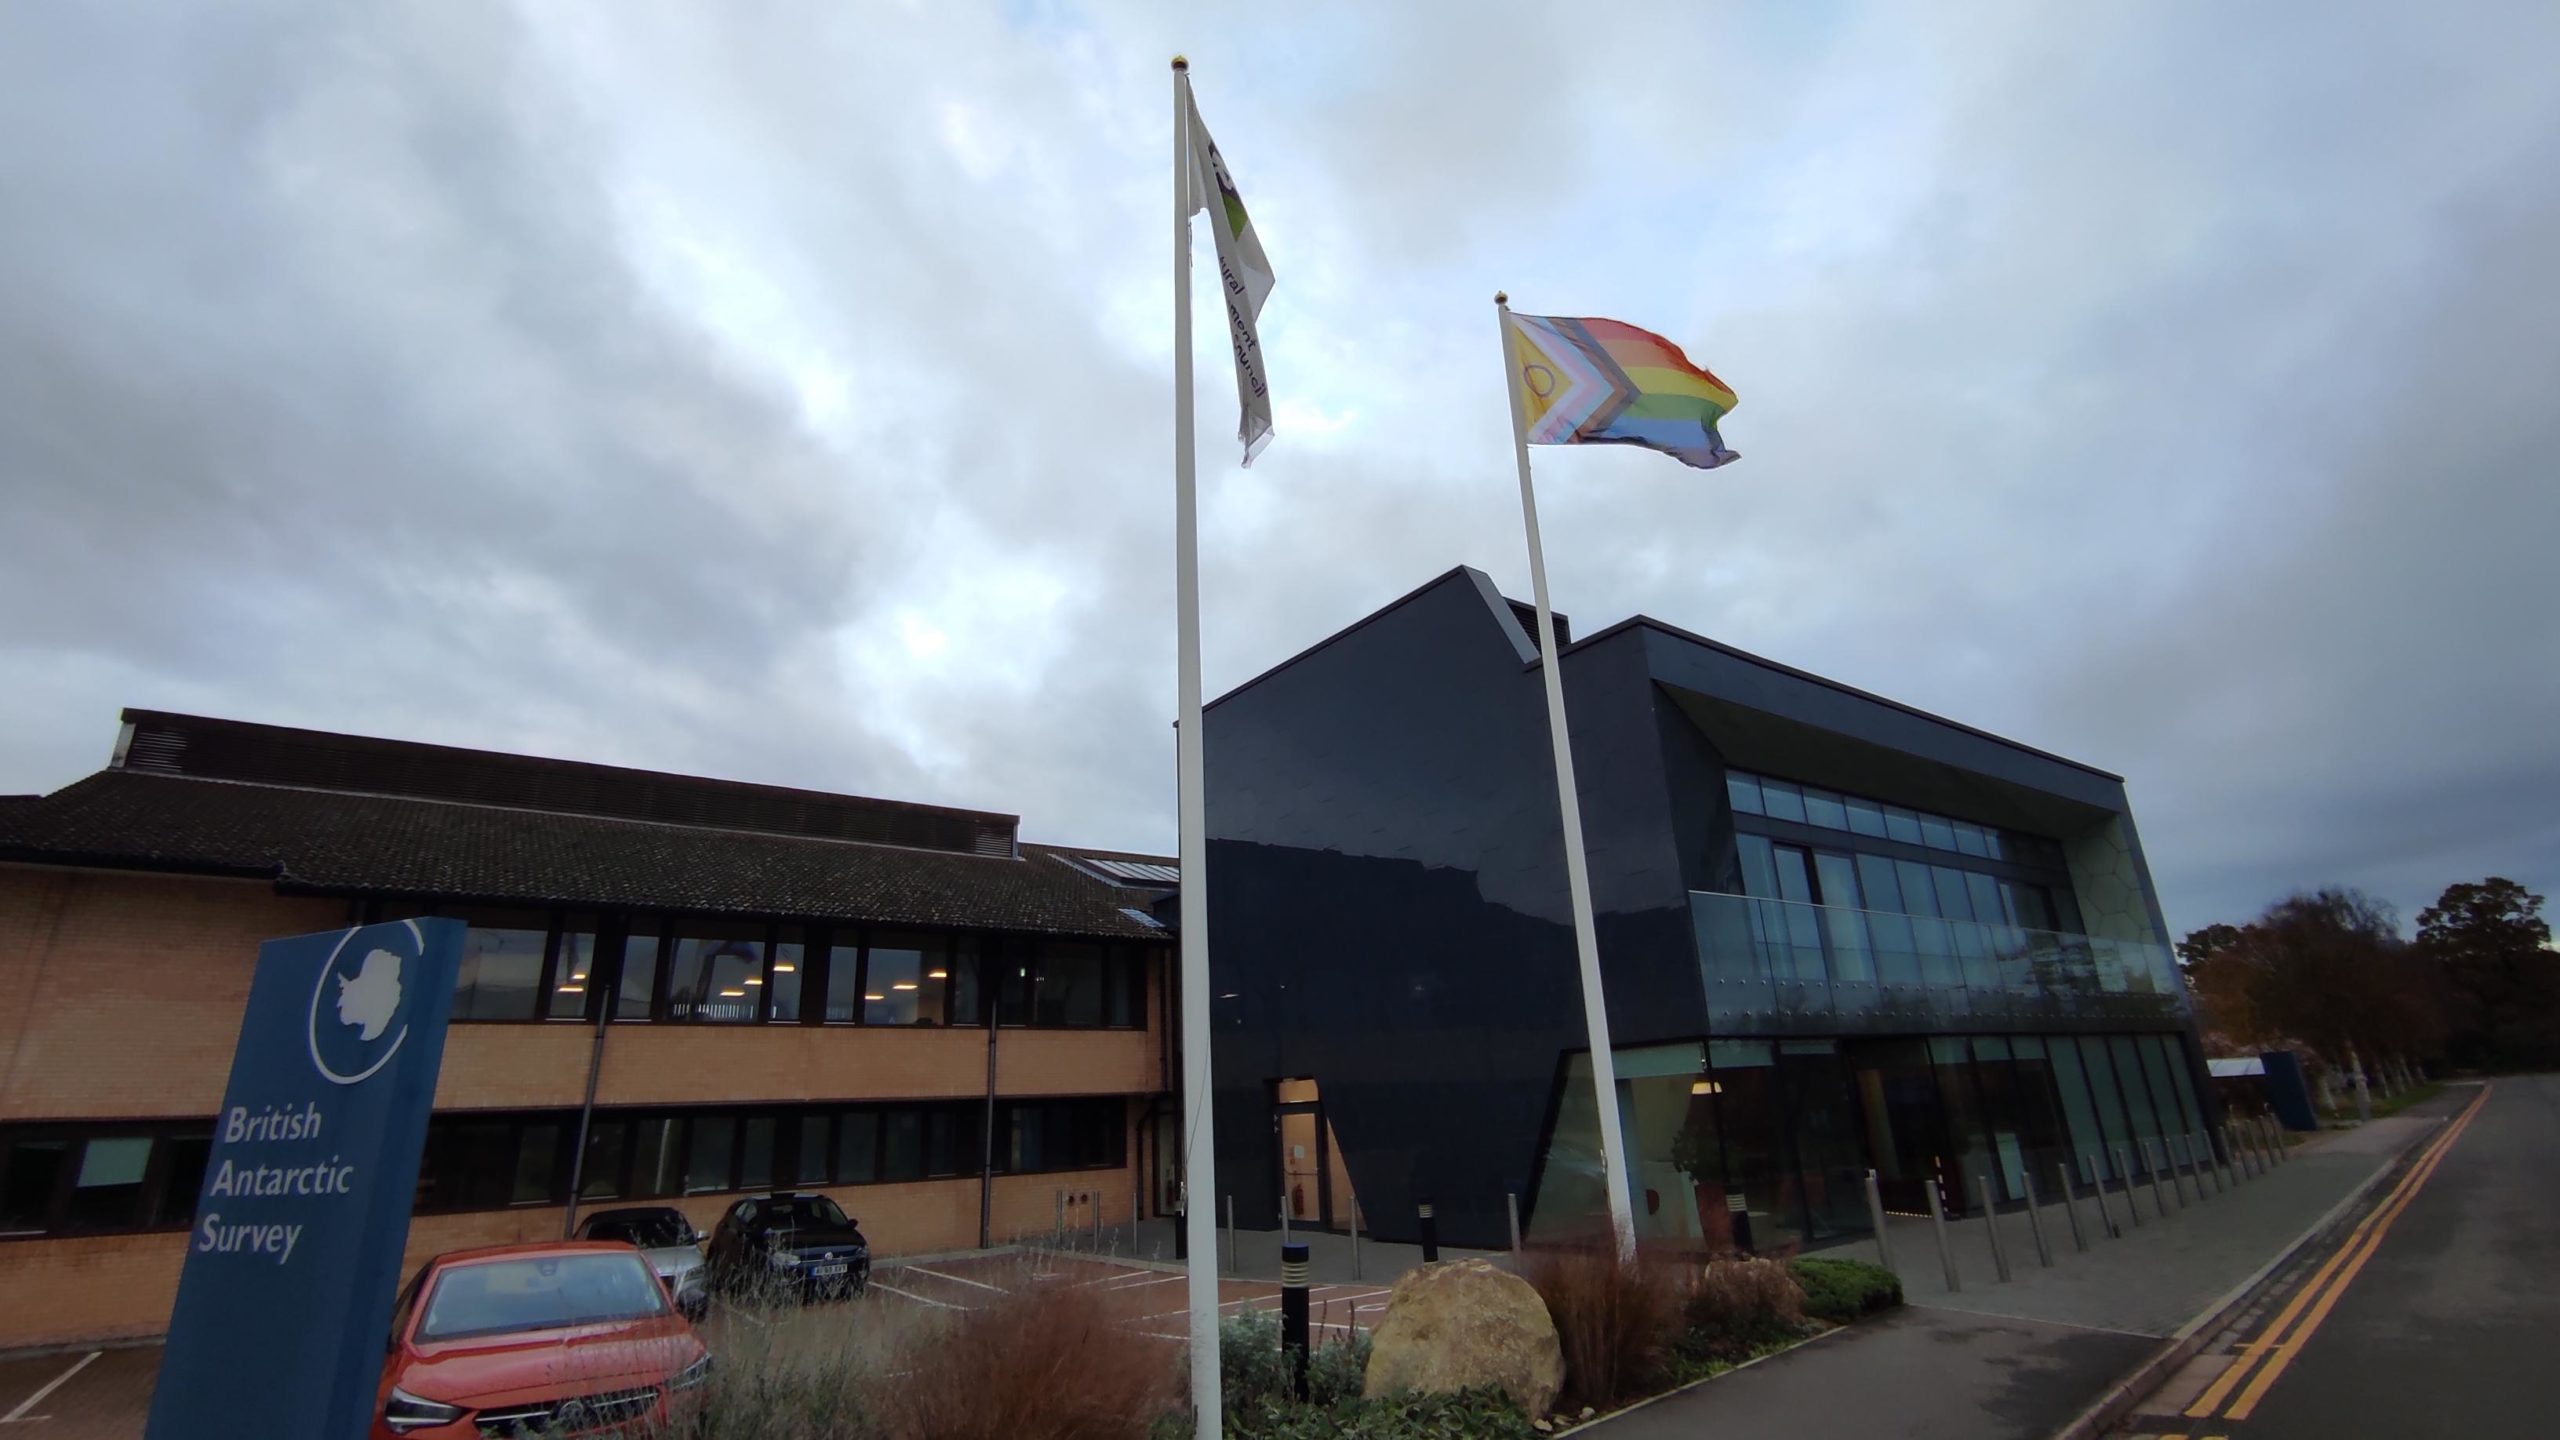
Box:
(1532, 1028), (2211, 1244)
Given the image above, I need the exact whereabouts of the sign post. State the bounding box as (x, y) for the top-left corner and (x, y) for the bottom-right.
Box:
(144, 919), (462, 1440)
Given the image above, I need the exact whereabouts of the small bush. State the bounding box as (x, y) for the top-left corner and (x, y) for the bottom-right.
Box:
(876, 1276), (1179, 1440)
(1788, 1256), (1902, 1324)
(1680, 1256), (1806, 1366)
(1219, 1309), (1372, 1413)
(1222, 1387), (1536, 1440)
(1519, 1243), (1692, 1412)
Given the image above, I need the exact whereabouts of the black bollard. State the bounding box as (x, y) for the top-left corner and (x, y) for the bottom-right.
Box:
(1729, 1191), (1755, 1255)
(1417, 1200), (1439, 1263)
(1173, 1191), (1187, 1260)
(1280, 1240), (1311, 1401)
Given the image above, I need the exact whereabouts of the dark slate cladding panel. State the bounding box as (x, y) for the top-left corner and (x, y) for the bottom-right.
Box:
(1204, 570), (1582, 1249)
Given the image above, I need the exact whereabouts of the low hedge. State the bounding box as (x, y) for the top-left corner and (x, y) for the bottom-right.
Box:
(1788, 1256), (1903, 1323)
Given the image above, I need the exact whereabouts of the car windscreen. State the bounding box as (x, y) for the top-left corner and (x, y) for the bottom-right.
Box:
(588, 1214), (692, 1249)
(417, 1254), (668, 1342)
(760, 1196), (851, 1230)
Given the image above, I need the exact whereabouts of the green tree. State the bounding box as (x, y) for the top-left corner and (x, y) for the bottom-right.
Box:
(2417, 877), (2557, 1070)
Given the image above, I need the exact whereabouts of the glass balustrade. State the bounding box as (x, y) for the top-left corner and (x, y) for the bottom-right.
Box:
(1690, 890), (2184, 1025)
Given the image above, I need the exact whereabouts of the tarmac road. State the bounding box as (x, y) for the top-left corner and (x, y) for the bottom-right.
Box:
(2135, 1076), (2560, 1439)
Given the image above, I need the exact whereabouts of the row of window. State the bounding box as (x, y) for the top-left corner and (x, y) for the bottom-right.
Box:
(1738, 835), (2068, 932)
(0, 1098), (1132, 1240)
(396, 905), (1152, 1032)
(1725, 771), (2068, 871)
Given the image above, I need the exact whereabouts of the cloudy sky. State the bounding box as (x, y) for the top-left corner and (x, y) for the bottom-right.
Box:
(3, 0), (2554, 938)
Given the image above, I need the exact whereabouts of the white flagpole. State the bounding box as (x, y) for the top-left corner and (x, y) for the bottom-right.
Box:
(1496, 292), (1637, 1261)
(1172, 55), (1223, 1433)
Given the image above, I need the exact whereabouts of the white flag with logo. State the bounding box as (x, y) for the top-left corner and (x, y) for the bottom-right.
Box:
(1186, 92), (1274, 464)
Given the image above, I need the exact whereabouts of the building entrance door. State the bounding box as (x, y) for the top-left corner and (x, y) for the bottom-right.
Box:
(1273, 1077), (1357, 1231)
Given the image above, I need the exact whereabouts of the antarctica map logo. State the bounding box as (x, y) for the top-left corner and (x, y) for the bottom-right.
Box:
(305, 920), (422, 1085)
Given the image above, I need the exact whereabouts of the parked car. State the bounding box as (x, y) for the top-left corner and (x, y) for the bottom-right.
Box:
(705, 1191), (871, 1301)
(374, 1241), (712, 1438)
(575, 1205), (710, 1319)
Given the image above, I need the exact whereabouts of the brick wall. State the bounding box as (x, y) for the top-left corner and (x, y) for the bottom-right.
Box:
(0, 867), (345, 1120)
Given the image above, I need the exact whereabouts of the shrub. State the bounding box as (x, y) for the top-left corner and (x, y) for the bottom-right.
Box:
(1788, 1256), (1902, 1324)
(1221, 1387), (1536, 1440)
(876, 1275), (1179, 1440)
(1680, 1256), (1805, 1365)
(1519, 1243), (1692, 1412)
(1219, 1309), (1374, 1413)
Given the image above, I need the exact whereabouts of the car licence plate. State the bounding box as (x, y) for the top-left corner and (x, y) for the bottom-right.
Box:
(810, 1262), (849, 1278)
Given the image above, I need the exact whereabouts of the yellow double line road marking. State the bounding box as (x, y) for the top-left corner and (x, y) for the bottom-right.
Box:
(2184, 1084), (2490, 1422)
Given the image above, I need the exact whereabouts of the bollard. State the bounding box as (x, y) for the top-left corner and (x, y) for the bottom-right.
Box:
(2166, 1137), (2193, 1206)
(2198, 1133), (2222, 1197)
(2115, 1146), (2144, 1227)
(1730, 1192), (1756, 1255)
(2142, 1139), (2174, 1215)
(1280, 1240), (1312, 1401)
(2088, 1155), (2120, 1238)
(2244, 1118), (2267, 1177)
(1508, 1192), (1522, 1255)
(2057, 1162), (2089, 1251)
(1095, 1192), (1105, 1249)
(1864, 1170), (1898, 1277)
(1175, 1190), (1188, 1260)
(1417, 1200), (1439, 1263)
(1977, 1175), (2012, 1283)
(1927, 1177), (1961, 1292)
(2216, 1125), (2240, 1188)
(1055, 1190), (1066, 1237)
(1281, 1192), (1291, 1243)
(2022, 1171), (2054, 1268)
(1226, 1195), (1236, 1274)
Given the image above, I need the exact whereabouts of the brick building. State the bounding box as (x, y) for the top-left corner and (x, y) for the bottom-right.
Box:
(0, 710), (1178, 1350)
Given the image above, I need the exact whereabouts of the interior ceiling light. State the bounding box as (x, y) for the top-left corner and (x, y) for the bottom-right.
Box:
(892, 982), (918, 991)
(556, 984), (584, 994)
(1690, 1079), (1722, 1096)
(773, 962), (796, 973)
(743, 976), (763, 985)
(864, 993), (885, 1002)
(719, 988), (747, 998)
(927, 969), (948, 980)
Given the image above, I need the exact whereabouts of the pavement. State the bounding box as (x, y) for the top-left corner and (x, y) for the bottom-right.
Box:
(1588, 1103), (2453, 1440)
(2112, 1076), (2553, 1439)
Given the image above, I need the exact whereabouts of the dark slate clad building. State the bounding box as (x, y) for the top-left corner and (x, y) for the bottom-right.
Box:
(1204, 568), (2208, 1252)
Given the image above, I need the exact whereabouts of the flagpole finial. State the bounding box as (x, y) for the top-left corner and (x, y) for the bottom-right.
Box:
(1494, 291), (1509, 306)
(1171, 54), (1188, 70)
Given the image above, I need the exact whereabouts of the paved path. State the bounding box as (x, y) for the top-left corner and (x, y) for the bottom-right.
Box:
(1595, 1305), (2151, 1440)
(2118, 1077), (2556, 1439)
(1593, 1102), (2448, 1439)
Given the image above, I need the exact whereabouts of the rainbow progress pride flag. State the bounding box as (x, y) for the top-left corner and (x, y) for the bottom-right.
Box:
(1505, 312), (1739, 470)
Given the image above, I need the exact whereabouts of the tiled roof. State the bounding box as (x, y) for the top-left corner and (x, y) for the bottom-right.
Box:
(0, 771), (1166, 941)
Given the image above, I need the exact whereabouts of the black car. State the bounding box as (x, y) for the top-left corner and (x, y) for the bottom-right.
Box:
(705, 1192), (871, 1302)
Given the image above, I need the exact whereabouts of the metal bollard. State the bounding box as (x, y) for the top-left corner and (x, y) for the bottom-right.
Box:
(1508, 1192), (1522, 1255)
(1281, 1192), (1291, 1243)
(1226, 1195), (1236, 1273)
(1280, 1241), (1311, 1402)
(2115, 1145), (2144, 1227)
(2022, 1170), (2053, 1268)
(2167, 1137), (2194, 1206)
(1927, 1177), (1960, 1292)
(2198, 1133), (2223, 1196)
(1978, 1175), (2012, 1283)
(2216, 1125), (2240, 1188)
(2143, 1138), (2175, 1215)
(1417, 1200), (1439, 1263)
(2088, 1155), (2120, 1238)
(2057, 1162), (2088, 1251)
(1864, 1170), (1898, 1277)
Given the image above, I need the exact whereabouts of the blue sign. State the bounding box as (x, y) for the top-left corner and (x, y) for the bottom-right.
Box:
(144, 919), (461, 1440)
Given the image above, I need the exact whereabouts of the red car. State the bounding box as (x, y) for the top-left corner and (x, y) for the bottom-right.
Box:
(374, 1241), (713, 1437)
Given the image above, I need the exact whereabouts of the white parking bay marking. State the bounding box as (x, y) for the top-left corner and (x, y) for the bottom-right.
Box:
(871, 1281), (966, 1311)
(1, 1351), (100, 1424)
(901, 1265), (1005, 1293)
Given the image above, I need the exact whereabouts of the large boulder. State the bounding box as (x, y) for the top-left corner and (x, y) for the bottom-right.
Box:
(1362, 1258), (1564, 1415)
